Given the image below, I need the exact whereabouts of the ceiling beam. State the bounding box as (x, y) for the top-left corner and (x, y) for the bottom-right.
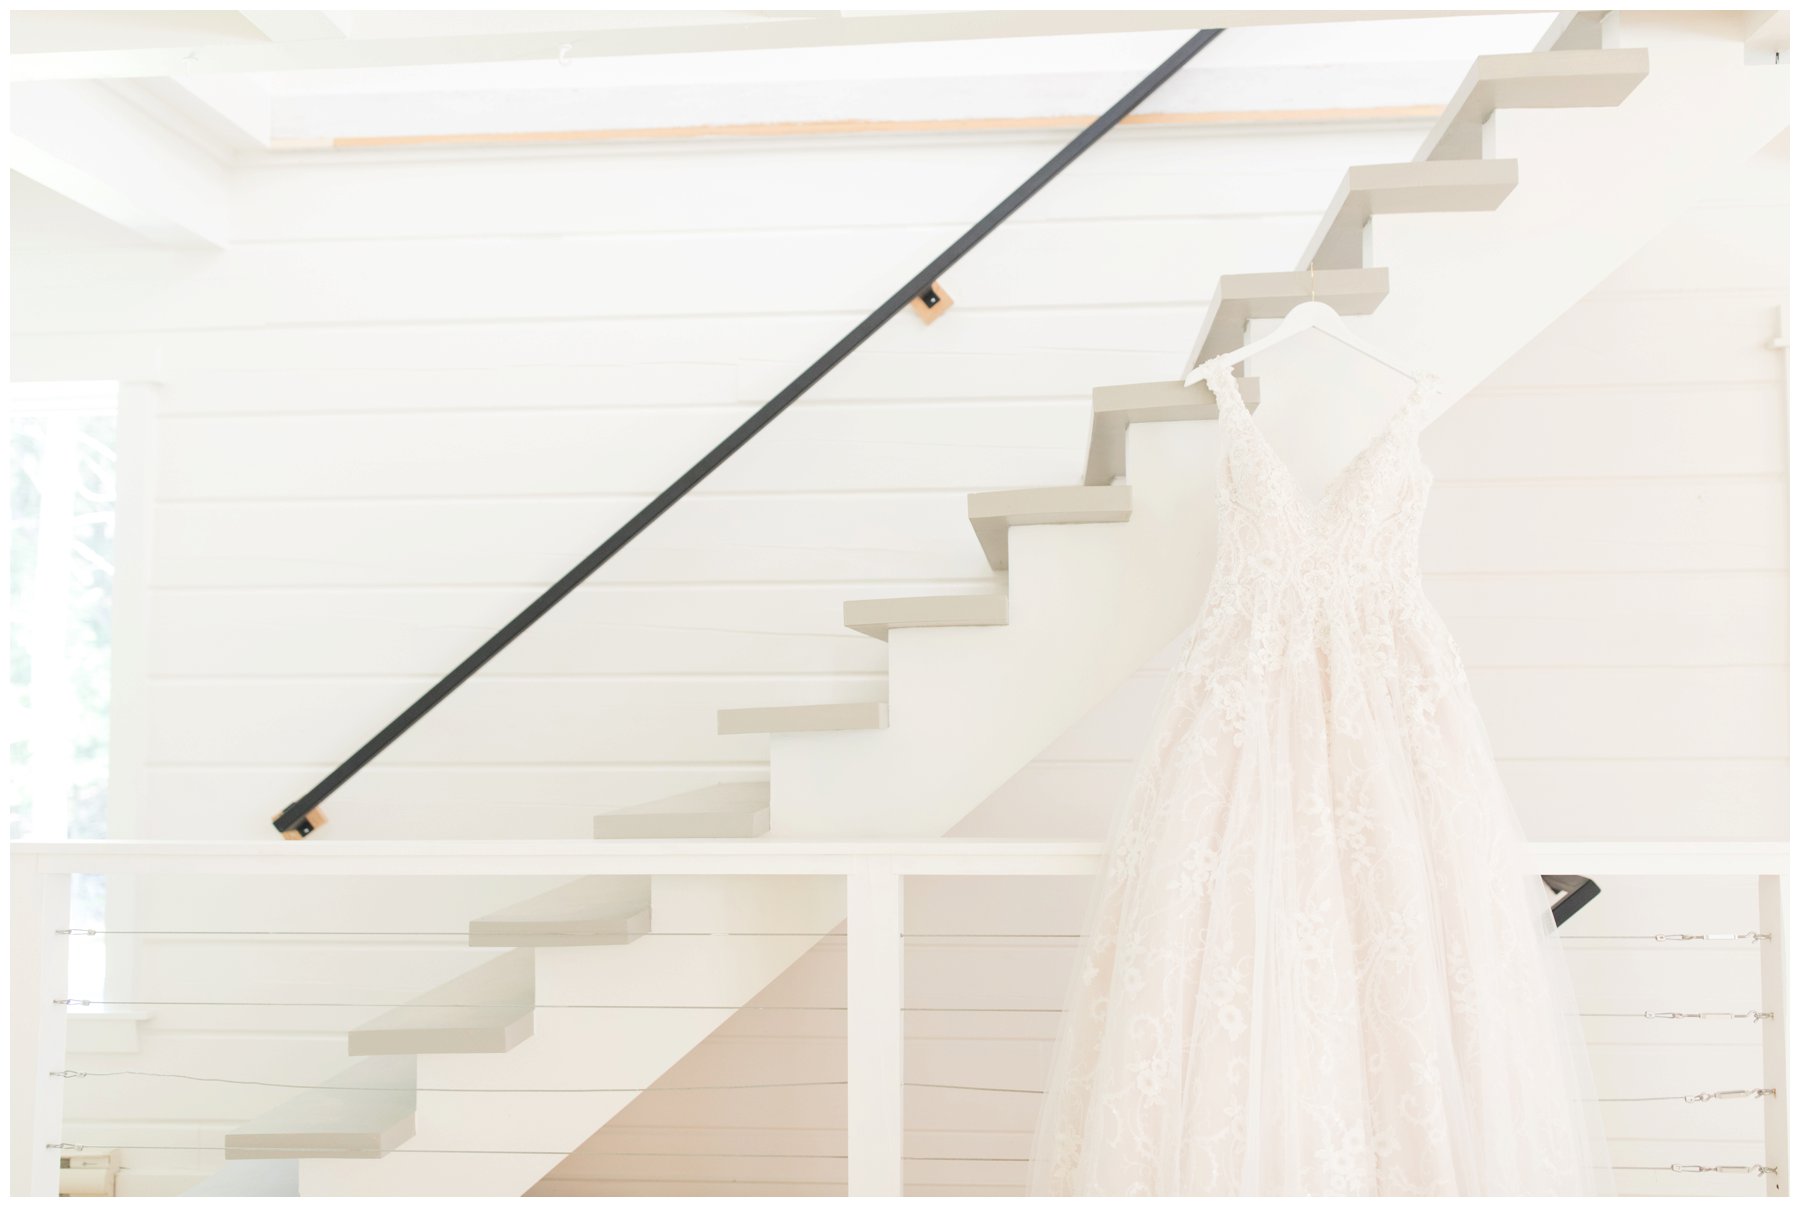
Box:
(12, 10), (1503, 81)
(239, 10), (349, 44)
(11, 81), (228, 245)
(1743, 9), (1789, 56)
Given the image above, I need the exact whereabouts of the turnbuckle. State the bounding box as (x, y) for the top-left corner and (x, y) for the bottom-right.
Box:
(1644, 1010), (1775, 1021)
(1684, 1087), (1776, 1102)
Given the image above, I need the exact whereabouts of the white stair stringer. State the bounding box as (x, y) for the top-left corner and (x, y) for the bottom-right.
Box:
(759, 22), (1786, 841)
(772, 412), (1220, 838)
(1360, 16), (1787, 406)
(297, 875), (844, 1197)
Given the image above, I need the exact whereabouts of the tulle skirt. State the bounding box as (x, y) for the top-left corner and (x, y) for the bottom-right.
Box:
(1027, 620), (1612, 1195)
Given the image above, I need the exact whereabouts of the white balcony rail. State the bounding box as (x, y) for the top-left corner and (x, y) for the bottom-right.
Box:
(10, 838), (1790, 1197)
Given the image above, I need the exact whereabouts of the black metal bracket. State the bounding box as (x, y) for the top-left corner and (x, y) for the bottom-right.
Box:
(1543, 874), (1601, 927)
(910, 280), (952, 324)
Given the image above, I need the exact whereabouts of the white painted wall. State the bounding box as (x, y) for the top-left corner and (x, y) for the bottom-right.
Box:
(15, 109), (1443, 1192)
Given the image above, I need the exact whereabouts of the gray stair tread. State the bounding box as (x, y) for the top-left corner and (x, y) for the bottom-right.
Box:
(226, 1058), (415, 1160)
(470, 876), (650, 947)
(1418, 47), (1650, 162)
(349, 949), (534, 1056)
(843, 593), (1008, 640)
(1083, 377), (1262, 485)
(966, 485), (1132, 570)
(594, 782), (771, 838)
(184, 1160), (300, 1194)
(1299, 158), (1519, 270)
(1184, 267), (1389, 373)
(717, 700), (888, 735)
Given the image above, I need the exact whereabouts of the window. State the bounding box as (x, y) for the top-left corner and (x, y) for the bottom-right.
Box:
(9, 381), (119, 1001)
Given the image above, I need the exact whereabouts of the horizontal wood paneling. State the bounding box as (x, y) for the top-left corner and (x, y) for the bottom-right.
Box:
(147, 585), (886, 676)
(228, 129), (1411, 242)
(16, 306), (1198, 388)
(1421, 479), (1785, 573)
(146, 675), (885, 765)
(1423, 383), (1787, 479)
(139, 766), (766, 839)
(15, 215), (1314, 332)
(144, 476), (1784, 593)
(154, 400), (1091, 499)
(150, 493), (993, 587)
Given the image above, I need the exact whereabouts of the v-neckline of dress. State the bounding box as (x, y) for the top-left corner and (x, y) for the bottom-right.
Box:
(1201, 359), (1440, 521)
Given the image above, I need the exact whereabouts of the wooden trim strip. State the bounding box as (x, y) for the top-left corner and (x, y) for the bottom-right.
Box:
(315, 104), (1443, 151)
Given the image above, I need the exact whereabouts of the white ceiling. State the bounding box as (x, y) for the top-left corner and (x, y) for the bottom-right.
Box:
(9, 8), (1562, 247)
(12, 10), (1559, 150)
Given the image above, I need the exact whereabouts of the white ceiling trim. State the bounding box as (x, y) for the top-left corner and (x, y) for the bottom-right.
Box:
(239, 10), (350, 45)
(11, 10), (1503, 81)
(272, 60), (1467, 148)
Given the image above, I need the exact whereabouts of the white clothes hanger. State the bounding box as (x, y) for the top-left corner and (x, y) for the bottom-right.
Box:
(1184, 265), (1421, 387)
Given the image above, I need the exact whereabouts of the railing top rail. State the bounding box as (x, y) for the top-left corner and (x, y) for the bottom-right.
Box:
(10, 839), (1789, 878)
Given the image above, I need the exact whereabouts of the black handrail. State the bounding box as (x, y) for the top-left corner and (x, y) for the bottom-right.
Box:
(271, 28), (1225, 836)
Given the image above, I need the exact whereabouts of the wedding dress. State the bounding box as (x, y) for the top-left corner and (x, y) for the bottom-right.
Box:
(1029, 356), (1610, 1195)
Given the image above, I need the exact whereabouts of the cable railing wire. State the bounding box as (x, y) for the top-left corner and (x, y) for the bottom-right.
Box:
(56, 928), (1082, 939)
(57, 926), (1769, 942)
(50, 1067), (1779, 1105)
(40, 1144), (1779, 1177)
(50, 997), (1779, 1021)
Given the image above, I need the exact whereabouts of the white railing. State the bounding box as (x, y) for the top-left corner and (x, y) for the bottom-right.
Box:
(10, 838), (1790, 1197)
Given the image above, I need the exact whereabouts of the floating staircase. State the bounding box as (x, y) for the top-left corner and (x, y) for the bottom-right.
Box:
(201, 13), (1787, 1196)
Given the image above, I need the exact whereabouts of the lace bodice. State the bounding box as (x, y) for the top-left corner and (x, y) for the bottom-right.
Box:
(1182, 354), (1465, 737)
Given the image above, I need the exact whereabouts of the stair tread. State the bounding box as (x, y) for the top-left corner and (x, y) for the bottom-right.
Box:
(348, 949), (533, 1056)
(843, 593), (1008, 640)
(1183, 266), (1389, 373)
(1299, 158), (1519, 270)
(717, 700), (888, 735)
(594, 782), (770, 839)
(1417, 46), (1650, 162)
(966, 485), (1131, 570)
(226, 1058), (415, 1160)
(1083, 377), (1263, 485)
(469, 876), (650, 947)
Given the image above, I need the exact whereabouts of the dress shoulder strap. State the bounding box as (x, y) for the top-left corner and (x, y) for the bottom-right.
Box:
(1392, 370), (1445, 433)
(1193, 354), (1247, 420)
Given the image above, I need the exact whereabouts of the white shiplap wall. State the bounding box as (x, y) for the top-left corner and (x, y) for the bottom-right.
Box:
(11, 108), (1786, 1194)
(537, 134), (1790, 1195)
(14, 117), (1430, 1192)
(14, 119), (1433, 844)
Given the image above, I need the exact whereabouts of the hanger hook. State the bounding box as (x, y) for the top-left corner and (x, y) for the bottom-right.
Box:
(1309, 261), (1316, 302)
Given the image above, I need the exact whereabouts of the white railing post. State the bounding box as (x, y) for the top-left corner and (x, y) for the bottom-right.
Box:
(845, 858), (904, 1195)
(10, 857), (70, 1196)
(1759, 872), (1789, 1196)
